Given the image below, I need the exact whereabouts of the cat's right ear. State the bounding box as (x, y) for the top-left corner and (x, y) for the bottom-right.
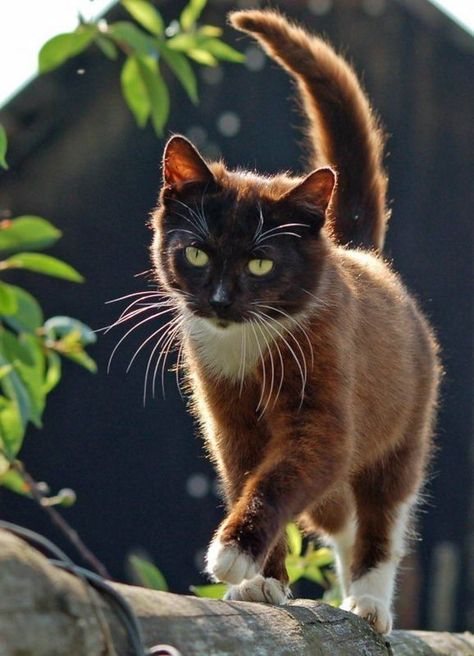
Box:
(162, 136), (215, 193)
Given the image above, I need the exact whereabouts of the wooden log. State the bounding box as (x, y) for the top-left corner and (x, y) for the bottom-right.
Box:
(0, 530), (472, 656)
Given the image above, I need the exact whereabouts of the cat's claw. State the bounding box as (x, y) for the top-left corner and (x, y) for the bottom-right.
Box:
(225, 574), (290, 604)
(206, 538), (259, 584)
(341, 595), (393, 635)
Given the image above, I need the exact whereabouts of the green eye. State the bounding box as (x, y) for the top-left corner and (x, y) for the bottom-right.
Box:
(185, 246), (209, 267)
(248, 258), (274, 276)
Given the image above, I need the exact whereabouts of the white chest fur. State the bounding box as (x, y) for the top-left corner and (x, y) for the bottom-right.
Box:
(185, 316), (270, 381)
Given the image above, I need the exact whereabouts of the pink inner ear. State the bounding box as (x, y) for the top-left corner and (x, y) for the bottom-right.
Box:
(163, 136), (213, 188)
(285, 167), (336, 211)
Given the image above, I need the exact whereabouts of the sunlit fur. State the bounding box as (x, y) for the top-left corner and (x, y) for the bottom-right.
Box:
(147, 9), (440, 635)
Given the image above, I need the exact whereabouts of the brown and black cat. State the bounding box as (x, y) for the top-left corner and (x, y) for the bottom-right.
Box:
(151, 9), (440, 634)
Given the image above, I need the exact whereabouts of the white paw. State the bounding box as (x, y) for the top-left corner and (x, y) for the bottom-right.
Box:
(225, 575), (290, 604)
(206, 538), (259, 584)
(341, 595), (393, 634)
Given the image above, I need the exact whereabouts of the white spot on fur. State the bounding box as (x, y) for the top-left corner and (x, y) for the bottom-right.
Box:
(225, 574), (290, 604)
(341, 496), (416, 635)
(206, 538), (259, 584)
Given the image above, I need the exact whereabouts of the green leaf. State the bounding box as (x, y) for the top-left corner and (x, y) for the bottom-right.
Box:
(11, 333), (46, 428)
(285, 555), (305, 584)
(39, 27), (97, 73)
(200, 38), (244, 63)
(187, 49), (217, 67)
(2, 285), (43, 334)
(302, 564), (325, 585)
(136, 57), (169, 135)
(44, 316), (97, 346)
(122, 0), (164, 36)
(0, 398), (24, 459)
(95, 35), (118, 60)
(121, 56), (151, 127)
(180, 0), (207, 32)
(109, 21), (157, 55)
(0, 351), (30, 434)
(167, 33), (198, 52)
(44, 351), (62, 394)
(129, 555), (168, 591)
(190, 583), (227, 599)
(306, 547), (334, 568)
(2, 253), (84, 282)
(199, 25), (222, 37)
(61, 347), (97, 373)
(0, 282), (18, 316)
(0, 124), (8, 170)
(286, 523), (302, 556)
(0, 468), (30, 495)
(161, 47), (198, 104)
(0, 216), (61, 252)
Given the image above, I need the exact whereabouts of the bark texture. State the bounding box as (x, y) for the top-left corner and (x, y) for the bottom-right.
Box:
(0, 530), (472, 656)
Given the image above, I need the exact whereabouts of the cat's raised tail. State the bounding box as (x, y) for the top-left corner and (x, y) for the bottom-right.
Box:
(229, 9), (389, 251)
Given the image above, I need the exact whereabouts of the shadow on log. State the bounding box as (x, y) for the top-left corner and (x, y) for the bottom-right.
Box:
(0, 530), (473, 656)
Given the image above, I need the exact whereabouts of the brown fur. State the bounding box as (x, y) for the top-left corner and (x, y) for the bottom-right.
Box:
(150, 9), (441, 633)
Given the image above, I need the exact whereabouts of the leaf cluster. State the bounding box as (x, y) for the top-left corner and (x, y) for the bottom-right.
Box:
(37, 0), (245, 136)
(0, 215), (96, 496)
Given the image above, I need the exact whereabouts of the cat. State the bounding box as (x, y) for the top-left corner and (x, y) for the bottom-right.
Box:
(150, 9), (441, 634)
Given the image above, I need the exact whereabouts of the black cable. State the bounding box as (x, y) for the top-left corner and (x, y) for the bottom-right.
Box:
(0, 521), (182, 656)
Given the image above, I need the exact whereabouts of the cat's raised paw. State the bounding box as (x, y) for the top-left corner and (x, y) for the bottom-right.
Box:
(206, 538), (259, 584)
(341, 595), (393, 634)
(225, 574), (290, 604)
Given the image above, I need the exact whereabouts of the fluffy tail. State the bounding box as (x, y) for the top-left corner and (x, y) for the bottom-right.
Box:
(230, 9), (389, 251)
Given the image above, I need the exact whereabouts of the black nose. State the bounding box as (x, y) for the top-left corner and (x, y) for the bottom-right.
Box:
(209, 286), (233, 312)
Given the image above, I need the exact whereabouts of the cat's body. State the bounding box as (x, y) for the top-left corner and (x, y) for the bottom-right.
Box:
(151, 10), (440, 634)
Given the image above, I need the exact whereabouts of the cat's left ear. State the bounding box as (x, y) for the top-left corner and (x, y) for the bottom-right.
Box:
(281, 167), (336, 221)
(162, 135), (215, 191)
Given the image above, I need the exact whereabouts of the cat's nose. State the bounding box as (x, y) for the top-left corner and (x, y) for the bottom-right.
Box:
(209, 286), (233, 311)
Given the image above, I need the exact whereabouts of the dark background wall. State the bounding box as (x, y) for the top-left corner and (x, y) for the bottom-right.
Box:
(0, 0), (472, 632)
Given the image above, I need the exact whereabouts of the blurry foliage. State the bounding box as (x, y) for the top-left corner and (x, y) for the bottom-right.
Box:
(38, 0), (245, 135)
(0, 213), (96, 498)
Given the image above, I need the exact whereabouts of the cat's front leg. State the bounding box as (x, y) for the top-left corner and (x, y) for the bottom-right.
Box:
(206, 415), (349, 589)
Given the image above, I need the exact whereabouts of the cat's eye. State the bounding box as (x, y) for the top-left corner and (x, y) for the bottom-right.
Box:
(185, 246), (209, 267)
(248, 258), (274, 276)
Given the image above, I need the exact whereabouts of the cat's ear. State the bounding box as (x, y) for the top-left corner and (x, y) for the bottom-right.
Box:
(281, 167), (336, 218)
(162, 135), (215, 191)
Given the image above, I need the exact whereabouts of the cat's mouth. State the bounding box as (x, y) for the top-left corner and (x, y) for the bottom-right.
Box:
(208, 318), (231, 330)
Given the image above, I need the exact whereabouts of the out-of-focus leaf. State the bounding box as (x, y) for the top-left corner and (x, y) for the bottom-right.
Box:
(2, 253), (84, 282)
(39, 27), (97, 73)
(200, 38), (245, 63)
(0, 349), (30, 434)
(180, 0), (207, 32)
(166, 33), (198, 52)
(161, 47), (198, 104)
(44, 351), (62, 393)
(0, 216), (61, 252)
(136, 57), (169, 135)
(190, 583), (227, 599)
(286, 522), (302, 556)
(0, 467), (30, 495)
(0, 124), (8, 170)
(121, 56), (151, 127)
(285, 554), (305, 584)
(44, 316), (97, 346)
(306, 547), (334, 568)
(199, 25), (222, 37)
(122, 0), (164, 36)
(1, 330), (34, 367)
(59, 342), (97, 373)
(129, 555), (168, 591)
(95, 35), (118, 60)
(302, 564), (324, 585)
(0, 398), (24, 459)
(0, 448), (10, 478)
(109, 21), (157, 55)
(2, 285), (43, 334)
(11, 333), (46, 428)
(187, 49), (217, 67)
(0, 282), (18, 316)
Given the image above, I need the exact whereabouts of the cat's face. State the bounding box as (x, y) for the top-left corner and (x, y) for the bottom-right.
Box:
(152, 137), (335, 329)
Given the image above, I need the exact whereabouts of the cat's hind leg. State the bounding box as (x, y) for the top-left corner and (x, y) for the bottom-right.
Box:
(343, 443), (423, 634)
